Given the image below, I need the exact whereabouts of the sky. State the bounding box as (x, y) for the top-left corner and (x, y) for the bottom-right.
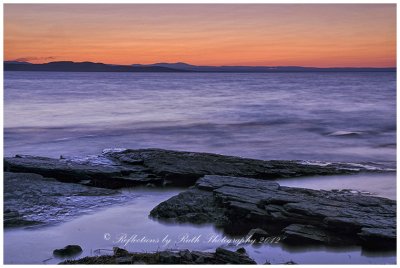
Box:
(4, 4), (396, 67)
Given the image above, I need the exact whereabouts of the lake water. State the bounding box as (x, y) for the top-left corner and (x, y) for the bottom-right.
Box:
(4, 71), (396, 164)
(3, 71), (397, 264)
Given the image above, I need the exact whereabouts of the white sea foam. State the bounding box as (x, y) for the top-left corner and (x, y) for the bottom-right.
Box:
(102, 148), (127, 154)
(65, 154), (117, 166)
(298, 160), (332, 167)
(299, 160), (395, 172)
(327, 131), (363, 136)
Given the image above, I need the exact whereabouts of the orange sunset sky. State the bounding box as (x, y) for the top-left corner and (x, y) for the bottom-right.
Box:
(4, 4), (396, 67)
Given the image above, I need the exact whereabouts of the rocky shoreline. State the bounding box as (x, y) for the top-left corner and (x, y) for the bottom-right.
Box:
(4, 148), (385, 189)
(150, 175), (396, 250)
(60, 247), (258, 264)
(3, 148), (397, 264)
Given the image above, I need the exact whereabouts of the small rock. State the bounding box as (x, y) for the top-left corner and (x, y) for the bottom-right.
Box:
(113, 247), (129, 256)
(247, 228), (269, 241)
(53, 245), (82, 257)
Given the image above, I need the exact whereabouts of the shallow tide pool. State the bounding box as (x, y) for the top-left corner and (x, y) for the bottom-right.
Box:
(4, 182), (396, 265)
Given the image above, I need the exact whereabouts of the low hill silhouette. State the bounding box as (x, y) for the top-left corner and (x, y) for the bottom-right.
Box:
(4, 61), (396, 73)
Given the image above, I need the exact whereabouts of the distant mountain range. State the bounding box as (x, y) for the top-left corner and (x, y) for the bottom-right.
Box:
(4, 61), (182, 72)
(4, 61), (396, 73)
(143, 62), (396, 72)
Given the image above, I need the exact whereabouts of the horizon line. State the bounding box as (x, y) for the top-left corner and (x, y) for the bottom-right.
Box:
(4, 60), (397, 69)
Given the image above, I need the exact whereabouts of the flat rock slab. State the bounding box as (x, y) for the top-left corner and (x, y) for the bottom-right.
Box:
(106, 149), (379, 183)
(4, 148), (386, 189)
(150, 175), (396, 249)
(4, 172), (137, 227)
(4, 154), (160, 189)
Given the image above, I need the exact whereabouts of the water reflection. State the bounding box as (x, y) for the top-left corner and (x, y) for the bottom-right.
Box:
(4, 187), (395, 264)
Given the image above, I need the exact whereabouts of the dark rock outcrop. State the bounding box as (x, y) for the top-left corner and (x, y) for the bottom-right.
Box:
(105, 149), (376, 184)
(53, 245), (83, 257)
(60, 247), (256, 264)
(4, 154), (162, 189)
(150, 175), (396, 249)
(4, 148), (382, 189)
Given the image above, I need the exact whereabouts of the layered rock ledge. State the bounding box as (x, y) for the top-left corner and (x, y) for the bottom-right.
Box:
(4, 148), (386, 189)
(4, 148), (396, 250)
(150, 175), (396, 250)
